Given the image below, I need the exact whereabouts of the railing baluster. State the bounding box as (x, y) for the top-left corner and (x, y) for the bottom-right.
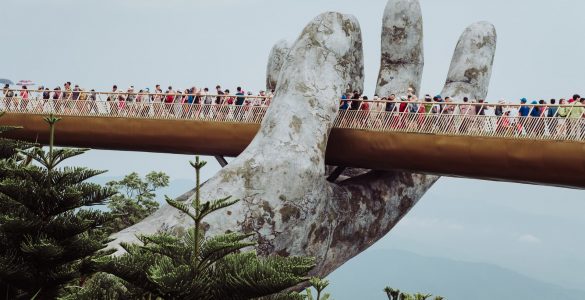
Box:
(0, 92), (582, 142)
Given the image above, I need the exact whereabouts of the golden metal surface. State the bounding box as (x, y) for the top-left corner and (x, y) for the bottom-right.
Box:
(2, 113), (584, 189)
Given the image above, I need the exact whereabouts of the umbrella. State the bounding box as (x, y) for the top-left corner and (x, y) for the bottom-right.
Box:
(0, 79), (13, 85)
(16, 80), (36, 86)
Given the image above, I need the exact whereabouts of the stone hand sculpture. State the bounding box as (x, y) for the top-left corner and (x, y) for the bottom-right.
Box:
(110, 0), (497, 277)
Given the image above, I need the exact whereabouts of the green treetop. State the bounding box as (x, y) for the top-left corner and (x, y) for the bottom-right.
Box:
(98, 156), (315, 300)
(384, 287), (444, 300)
(104, 171), (169, 234)
(0, 115), (116, 299)
(0, 112), (33, 161)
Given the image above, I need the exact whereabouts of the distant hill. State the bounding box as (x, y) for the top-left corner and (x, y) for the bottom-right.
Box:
(91, 176), (585, 300)
(327, 249), (585, 300)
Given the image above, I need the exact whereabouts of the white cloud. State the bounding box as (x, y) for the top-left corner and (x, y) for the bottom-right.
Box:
(517, 234), (542, 244)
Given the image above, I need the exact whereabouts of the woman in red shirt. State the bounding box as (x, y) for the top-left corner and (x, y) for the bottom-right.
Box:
(19, 86), (29, 111)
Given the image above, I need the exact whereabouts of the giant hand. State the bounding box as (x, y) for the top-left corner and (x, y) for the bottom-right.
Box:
(110, 0), (497, 277)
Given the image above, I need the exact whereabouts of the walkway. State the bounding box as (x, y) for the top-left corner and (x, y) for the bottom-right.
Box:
(1, 91), (584, 189)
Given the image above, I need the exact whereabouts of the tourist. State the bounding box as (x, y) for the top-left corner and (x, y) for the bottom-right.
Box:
(152, 84), (163, 117)
(340, 93), (350, 110)
(423, 94), (433, 113)
(385, 94), (396, 112)
(165, 86), (175, 115)
(215, 85), (224, 105)
(33, 87), (51, 113)
(107, 85), (119, 115)
(63, 82), (72, 100)
(547, 99), (558, 135)
(518, 98), (530, 117)
(3, 84), (14, 110)
(368, 95), (380, 112)
(201, 87), (214, 119)
(265, 90), (274, 106)
(360, 96), (370, 111)
(87, 89), (99, 115)
(568, 97), (584, 138)
(19, 85), (29, 111)
(495, 100), (505, 116)
(457, 97), (473, 133)
(235, 87), (245, 106)
(235, 87), (246, 120)
(72, 84), (81, 101)
(182, 88), (193, 118)
(42, 87), (51, 101)
(349, 90), (360, 110)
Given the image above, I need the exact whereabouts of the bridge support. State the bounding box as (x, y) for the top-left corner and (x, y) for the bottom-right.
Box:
(214, 156), (228, 168)
(327, 166), (347, 182)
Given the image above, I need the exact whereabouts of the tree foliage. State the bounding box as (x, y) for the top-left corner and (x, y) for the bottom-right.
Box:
(96, 157), (315, 300)
(0, 115), (116, 299)
(303, 277), (332, 300)
(384, 287), (444, 300)
(104, 171), (169, 234)
(0, 112), (34, 162)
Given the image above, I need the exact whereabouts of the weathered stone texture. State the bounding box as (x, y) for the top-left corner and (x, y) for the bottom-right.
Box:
(110, 0), (497, 279)
(376, 0), (424, 98)
(266, 40), (291, 91)
(442, 21), (497, 100)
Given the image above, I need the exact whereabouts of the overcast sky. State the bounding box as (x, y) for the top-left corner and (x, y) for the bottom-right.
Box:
(3, 0), (585, 293)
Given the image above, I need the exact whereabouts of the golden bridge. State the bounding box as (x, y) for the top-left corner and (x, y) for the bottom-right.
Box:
(1, 91), (584, 189)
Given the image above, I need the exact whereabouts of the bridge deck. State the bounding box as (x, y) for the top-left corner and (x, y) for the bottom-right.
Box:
(2, 111), (584, 190)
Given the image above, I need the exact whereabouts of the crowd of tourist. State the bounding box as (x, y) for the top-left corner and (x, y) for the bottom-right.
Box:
(1, 82), (275, 107)
(339, 88), (585, 136)
(2, 82), (585, 137)
(1, 82), (277, 119)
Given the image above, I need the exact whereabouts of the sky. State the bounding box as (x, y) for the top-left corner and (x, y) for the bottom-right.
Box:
(3, 0), (585, 293)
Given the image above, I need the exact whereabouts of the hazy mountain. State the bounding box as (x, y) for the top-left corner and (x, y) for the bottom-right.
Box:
(327, 249), (585, 300)
(88, 175), (585, 300)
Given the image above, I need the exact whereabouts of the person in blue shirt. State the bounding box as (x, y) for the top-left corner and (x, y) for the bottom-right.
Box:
(235, 86), (246, 106)
(340, 94), (350, 110)
(518, 98), (530, 117)
(530, 100), (541, 117)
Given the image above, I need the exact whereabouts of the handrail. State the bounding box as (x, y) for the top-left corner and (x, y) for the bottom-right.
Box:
(0, 96), (583, 142)
(1, 89), (582, 107)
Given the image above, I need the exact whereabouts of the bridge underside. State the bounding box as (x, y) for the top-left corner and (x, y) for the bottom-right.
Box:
(2, 113), (584, 190)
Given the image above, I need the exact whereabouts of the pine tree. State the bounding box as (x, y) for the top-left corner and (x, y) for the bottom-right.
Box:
(384, 287), (443, 300)
(0, 115), (116, 299)
(98, 157), (315, 300)
(0, 112), (34, 161)
(303, 278), (332, 300)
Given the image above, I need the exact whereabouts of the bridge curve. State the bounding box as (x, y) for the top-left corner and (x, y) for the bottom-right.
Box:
(0, 94), (584, 189)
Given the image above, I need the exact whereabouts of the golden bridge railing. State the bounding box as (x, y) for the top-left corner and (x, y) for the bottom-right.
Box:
(1, 90), (584, 142)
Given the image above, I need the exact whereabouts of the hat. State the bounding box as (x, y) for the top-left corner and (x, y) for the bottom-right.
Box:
(520, 98), (527, 103)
